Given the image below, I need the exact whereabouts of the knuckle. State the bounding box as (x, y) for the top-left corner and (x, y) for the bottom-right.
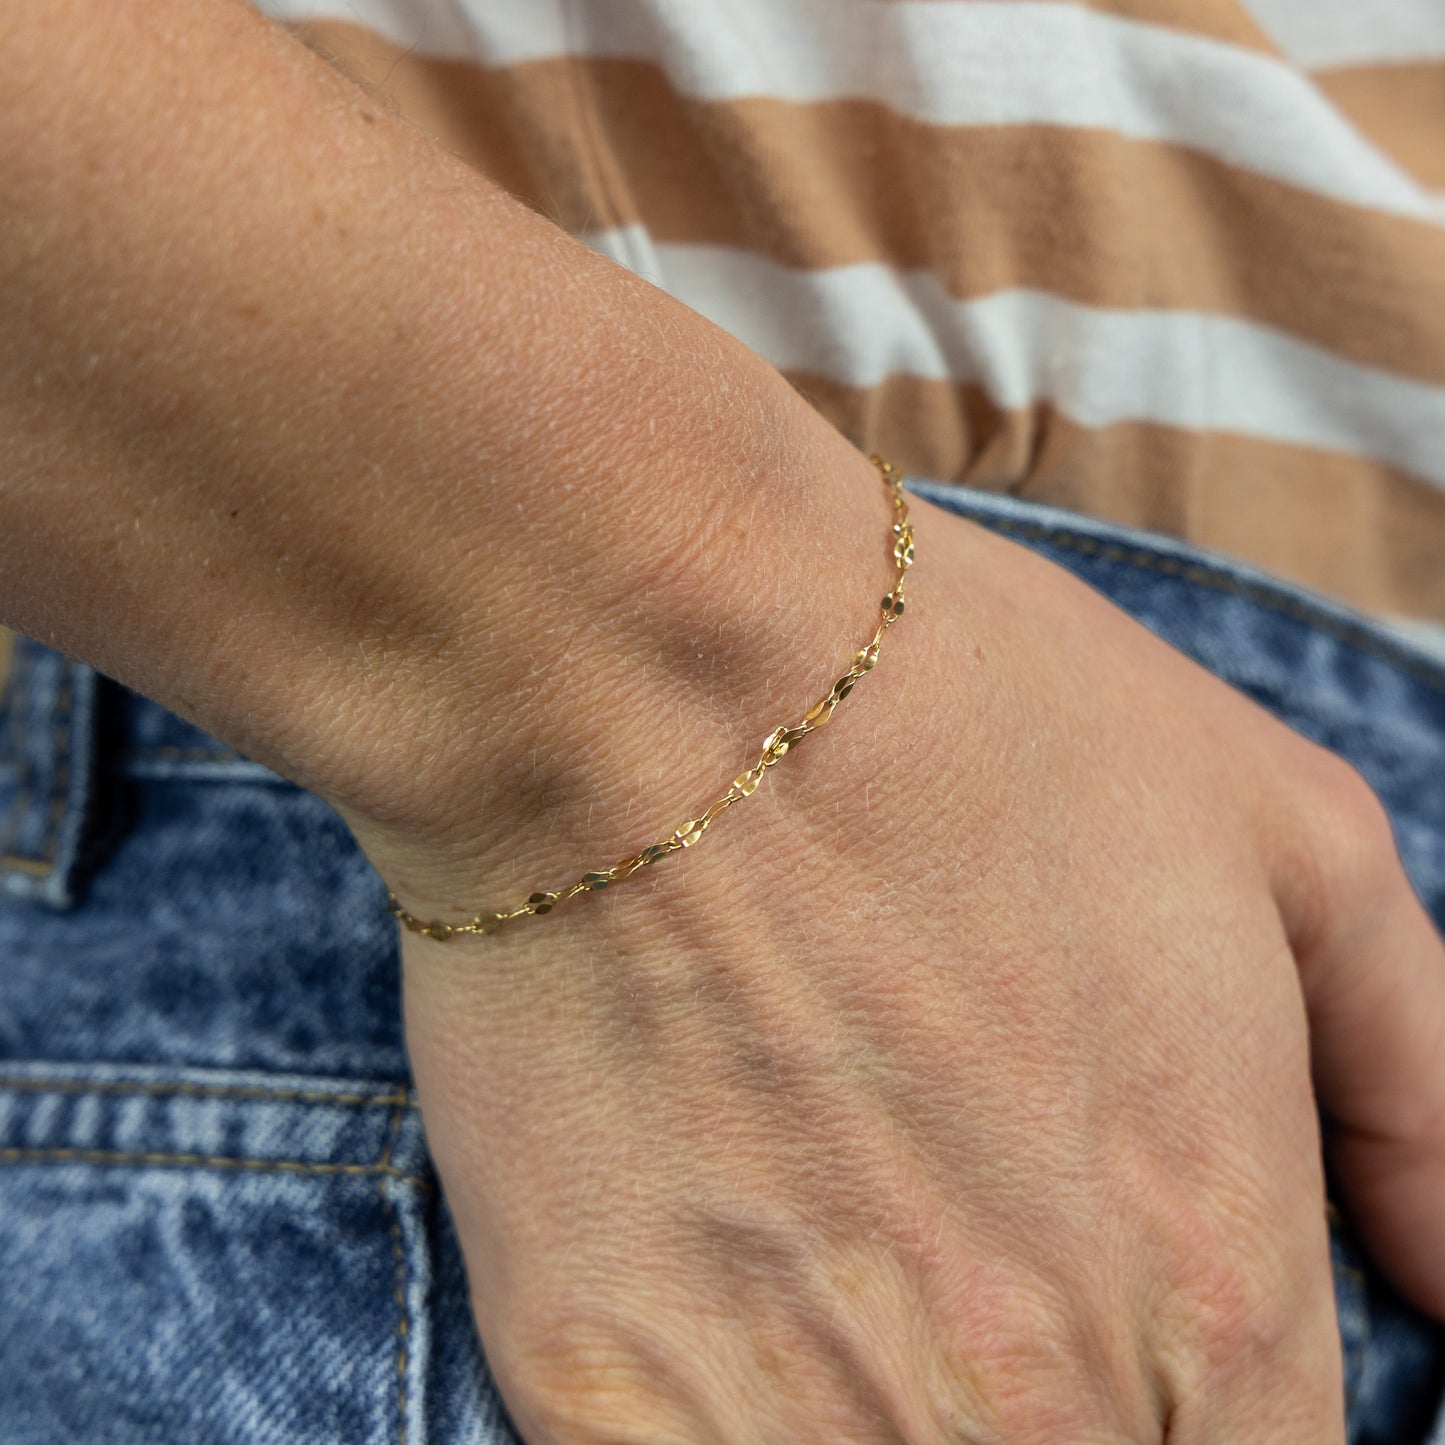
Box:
(1157, 1217), (1298, 1398)
(1285, 749), (1403, 938)
(926, 1276), (1114, 1444)
(493, 1305), (684, 1445)
(1195, 1255), (1294, 1378)
(1307, 753), (1398, 885)
(1144, 1146), (1345, 1433)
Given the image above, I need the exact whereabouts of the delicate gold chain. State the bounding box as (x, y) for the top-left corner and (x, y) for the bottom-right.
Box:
(386, 452), (914, 941)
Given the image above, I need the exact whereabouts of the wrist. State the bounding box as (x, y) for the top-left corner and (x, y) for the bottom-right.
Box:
(327, 392), (894, 933)
(0, 0), (879, 875)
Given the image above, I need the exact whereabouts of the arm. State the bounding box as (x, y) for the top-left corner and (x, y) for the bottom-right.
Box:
(0, 0), (871, 874)
(5, 5), (1444, 1442)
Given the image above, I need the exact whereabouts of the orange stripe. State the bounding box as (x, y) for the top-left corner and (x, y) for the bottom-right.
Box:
(785, 370), (1445, 622)
(1314, 63), (1445, 192)
(290, 25), (1445, 390)
(286, 20), (1445, 620)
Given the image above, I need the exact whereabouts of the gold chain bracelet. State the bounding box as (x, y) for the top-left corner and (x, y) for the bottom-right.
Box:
(386, 452), (914, 941)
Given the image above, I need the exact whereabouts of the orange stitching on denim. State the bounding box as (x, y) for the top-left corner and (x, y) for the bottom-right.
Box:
(38, 667), (75, 867)
(0, 628), (14, 711)
(0, 657), (74, 879)
(0, 854), (52, 876)
(0, 1075), (416, 1108)
(977, 516), (1445, 697)
(0, 1146), (428, 1185)
(1326, 1199), (1368, 1290)
(0, 642), (37, 866)
(378, 1102), (405, 1168)
(379, 1104), (412, 1445)
(382, 1180), (411, 1445)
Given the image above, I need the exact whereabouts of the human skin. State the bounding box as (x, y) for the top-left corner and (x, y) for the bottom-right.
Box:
(3, 1), (1445, 1440)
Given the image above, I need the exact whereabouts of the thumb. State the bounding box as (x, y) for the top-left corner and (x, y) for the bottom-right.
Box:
(1275, 763), (1445, 1319)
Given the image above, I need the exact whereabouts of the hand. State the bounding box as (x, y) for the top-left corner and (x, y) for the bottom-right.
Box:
(9, 5), (1431, 1431)
(344, 435), (1445, 1444)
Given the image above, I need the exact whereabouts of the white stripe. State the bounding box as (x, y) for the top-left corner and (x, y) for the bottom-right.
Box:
(1242, 0), (1445, 70)
(253, 0), (1445, 224)
(1385, 618), (1445, 665)
(583, 227), (1445, 490)
(256, 0), (521, 55)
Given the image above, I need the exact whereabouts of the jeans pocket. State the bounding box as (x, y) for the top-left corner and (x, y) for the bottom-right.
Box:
(0, 1065), (443, 1444)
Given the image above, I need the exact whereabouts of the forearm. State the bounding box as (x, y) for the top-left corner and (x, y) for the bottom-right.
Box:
(0, 0), (882, 903)
(1, 0), (573, 753)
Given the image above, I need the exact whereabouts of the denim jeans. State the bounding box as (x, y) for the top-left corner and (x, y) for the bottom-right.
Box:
(2, 484), (1443, 1442)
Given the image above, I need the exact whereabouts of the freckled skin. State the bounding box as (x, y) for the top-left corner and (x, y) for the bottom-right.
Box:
(4, 4), (1443, 1441)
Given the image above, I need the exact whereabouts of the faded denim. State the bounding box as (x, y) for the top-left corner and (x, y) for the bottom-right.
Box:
(1, 482), (1442, 1442)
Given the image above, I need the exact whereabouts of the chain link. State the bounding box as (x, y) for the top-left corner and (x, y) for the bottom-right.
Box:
(386, 453), (914, 940)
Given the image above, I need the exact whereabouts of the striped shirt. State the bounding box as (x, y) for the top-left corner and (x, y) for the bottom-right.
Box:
(252, 0), (1445, 630)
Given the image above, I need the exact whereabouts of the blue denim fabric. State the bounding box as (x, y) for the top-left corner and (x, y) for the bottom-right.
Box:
(1, 483), (1443, 1442)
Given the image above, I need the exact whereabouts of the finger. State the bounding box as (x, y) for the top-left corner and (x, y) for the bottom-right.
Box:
(1272, 760), (1445, 1320)
(1150, 991), (1347, 1445)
